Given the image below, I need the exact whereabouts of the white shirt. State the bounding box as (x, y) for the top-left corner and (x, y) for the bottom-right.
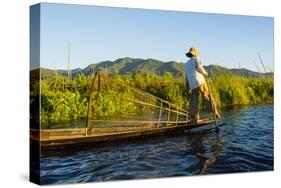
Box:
(184, 57), (207, 90)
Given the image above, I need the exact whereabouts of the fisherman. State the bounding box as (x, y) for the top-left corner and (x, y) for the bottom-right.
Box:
(184, 47), (220, 124)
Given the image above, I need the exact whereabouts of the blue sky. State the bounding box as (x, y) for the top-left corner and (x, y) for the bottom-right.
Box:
(39, 3), (274, 72)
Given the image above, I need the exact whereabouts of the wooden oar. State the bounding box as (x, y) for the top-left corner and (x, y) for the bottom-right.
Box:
(205, 76), (219, 132)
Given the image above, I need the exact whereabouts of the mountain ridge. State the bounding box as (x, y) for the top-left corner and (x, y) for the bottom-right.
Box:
(38, 57), (273, 79)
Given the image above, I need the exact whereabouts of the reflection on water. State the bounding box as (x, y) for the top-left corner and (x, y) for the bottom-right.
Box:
(184, 127), (223, 175)
(40, 105), (273, 185)
(199, 131), (223, 175)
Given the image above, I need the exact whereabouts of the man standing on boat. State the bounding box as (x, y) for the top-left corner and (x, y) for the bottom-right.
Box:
(184, 47), (220, 123)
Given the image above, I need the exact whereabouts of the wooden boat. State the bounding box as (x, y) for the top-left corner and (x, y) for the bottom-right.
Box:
(31, 73), (218, 150)
(30, 118), (215, 149)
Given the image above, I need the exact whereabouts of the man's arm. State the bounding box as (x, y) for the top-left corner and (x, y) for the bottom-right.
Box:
(195, 58), (208, 77)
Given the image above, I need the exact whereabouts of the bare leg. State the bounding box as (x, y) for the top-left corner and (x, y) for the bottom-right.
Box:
(199, 83), (220, 119)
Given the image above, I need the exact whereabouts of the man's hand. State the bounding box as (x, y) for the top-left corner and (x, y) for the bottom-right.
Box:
(188, 89), (192, 96)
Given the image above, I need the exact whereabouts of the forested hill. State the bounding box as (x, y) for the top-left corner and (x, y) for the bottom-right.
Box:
(37, 57), (273, 79)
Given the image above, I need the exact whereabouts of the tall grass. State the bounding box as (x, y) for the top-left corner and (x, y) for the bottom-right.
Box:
(211, 74), (273, 108)
(38, 72), (273, 126)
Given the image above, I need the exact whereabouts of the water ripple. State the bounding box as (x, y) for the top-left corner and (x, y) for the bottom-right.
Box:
(40, 105), (273, 185)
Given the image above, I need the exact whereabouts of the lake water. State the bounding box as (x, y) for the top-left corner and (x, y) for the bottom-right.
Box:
(40, 104), (273, 185)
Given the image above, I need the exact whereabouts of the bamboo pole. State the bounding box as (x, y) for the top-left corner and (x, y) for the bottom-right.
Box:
(176, 107), (179, 126)
(98, 74), (101, 91)
(205, 76), (219, 132)
(68, 43), (71, 79)
(85, 73), (98, 135)
(253, 60), (261, 73)
(167, 104), (171, 126)
(88, 119), (190, 124)
(257, 53), (267, 73)
(158, 101), (162, 127)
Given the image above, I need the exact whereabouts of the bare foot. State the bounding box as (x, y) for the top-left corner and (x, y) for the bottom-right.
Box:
(196, 119), (204, 123)
(192, 118), (203, 125)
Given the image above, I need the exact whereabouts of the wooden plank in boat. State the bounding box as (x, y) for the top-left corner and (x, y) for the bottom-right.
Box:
(30, 118), (215, 148)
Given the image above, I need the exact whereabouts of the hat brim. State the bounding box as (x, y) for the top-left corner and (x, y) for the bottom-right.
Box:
(186, 52), (193, 57)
